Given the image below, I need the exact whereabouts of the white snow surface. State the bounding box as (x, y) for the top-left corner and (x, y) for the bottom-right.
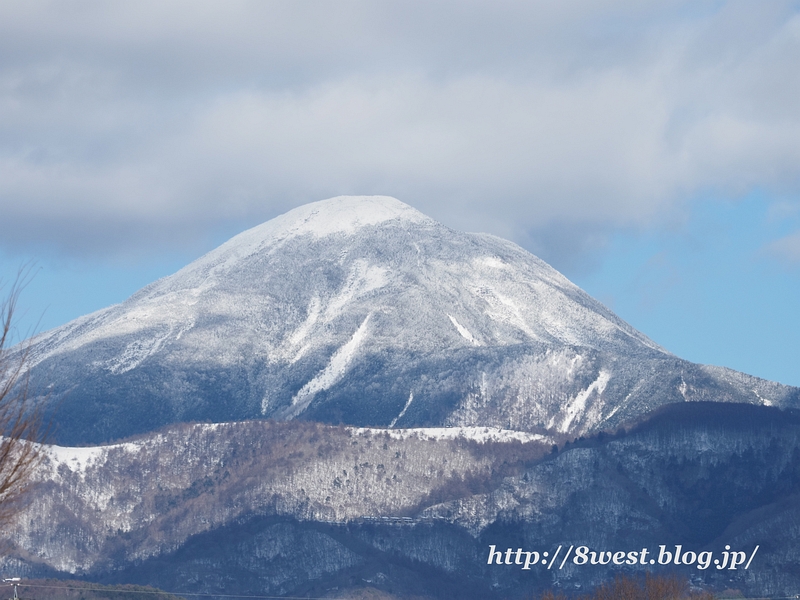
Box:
(26, 196), (660, 364)
(232, 195), (432, 243)
(46, 441), (140, 475)
(43, 423), (547, 471)
(21, 195), (787, 444)
(22, 197), (427, 364)
(182, 195), (433, 282)
(556, 370), (612, 433)
(277, 313), (373, 418)
(389, 392), (415, 428)
(447, 314), (481, 346)
(23, 196), (665, 377)
(351, 426), (552, 445)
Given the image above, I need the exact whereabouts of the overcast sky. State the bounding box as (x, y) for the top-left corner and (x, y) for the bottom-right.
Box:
(1, 1), (799, 385)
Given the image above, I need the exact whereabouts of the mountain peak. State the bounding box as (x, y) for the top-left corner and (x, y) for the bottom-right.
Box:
(276, 195), (432, 237)
(186, 196), (433, 274)
(245, 194), (430, 243)
(23, 195), (800, 445)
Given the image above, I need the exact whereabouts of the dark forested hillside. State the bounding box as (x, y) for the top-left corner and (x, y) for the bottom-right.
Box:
(0, 403), (798, 598)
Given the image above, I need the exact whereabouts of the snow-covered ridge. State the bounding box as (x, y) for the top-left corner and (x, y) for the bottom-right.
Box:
(182, 195), (433, 276)
(350, 426), (552, 445)
(41, 423), (549, 479)
(46, 441), (140, 474)
(267, 195), (433, 239)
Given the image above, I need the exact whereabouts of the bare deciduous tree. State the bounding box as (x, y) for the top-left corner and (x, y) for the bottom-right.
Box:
(0, 273), (44, 529)
(533, 574), (714, 600)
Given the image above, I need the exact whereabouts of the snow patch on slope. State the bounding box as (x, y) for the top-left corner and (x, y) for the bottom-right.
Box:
(352, 426), (552, 445)
(269, 296), (321, 364)
(290, 297), (321, 347)
(275, 314), (372, 418)
(389, 392), (414, 428)
(555, 370), (612, 433)
(324, 260), (389, 321)
(105, 326), (174, 374)
(447, 314), (481, 346)
(474, 286), (538, 340)
(47, 442), (139, 475)
(268, 261), (388, 365)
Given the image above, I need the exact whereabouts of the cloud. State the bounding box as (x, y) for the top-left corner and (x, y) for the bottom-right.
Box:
(1, 1), (800, 267)
(766, 230), (800, 265)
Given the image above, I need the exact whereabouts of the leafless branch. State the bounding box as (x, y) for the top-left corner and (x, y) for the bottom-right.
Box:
(0, 268), (46, 529)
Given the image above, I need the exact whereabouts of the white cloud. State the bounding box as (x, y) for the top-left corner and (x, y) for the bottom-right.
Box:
(1, 1), (799, 265)
(766, 231), (800, 265)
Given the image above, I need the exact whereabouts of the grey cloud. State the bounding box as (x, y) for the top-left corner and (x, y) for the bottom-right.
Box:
(1, 1), (799, 267)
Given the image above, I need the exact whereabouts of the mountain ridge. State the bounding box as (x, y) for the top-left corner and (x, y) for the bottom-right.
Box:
(5, 195), (800, 598)
(5, 402), (800, 598)
(19, 195), (800, 444)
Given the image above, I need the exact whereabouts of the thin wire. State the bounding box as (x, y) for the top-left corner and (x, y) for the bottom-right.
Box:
(7, 582), (800, 600)
(3, 582), (350, 600)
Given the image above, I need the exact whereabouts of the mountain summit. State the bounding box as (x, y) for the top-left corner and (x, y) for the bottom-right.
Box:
(25, 196), (799, 444)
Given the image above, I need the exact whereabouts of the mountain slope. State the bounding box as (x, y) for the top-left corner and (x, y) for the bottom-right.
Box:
(22, 195), (799, 444)
(4, 404), (800, 598)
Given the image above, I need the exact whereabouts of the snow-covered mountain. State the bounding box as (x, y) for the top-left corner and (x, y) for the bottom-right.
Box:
(7, 195), (800, 598)
(24, 195), (799, 444)
(6, 404), (800, 598)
